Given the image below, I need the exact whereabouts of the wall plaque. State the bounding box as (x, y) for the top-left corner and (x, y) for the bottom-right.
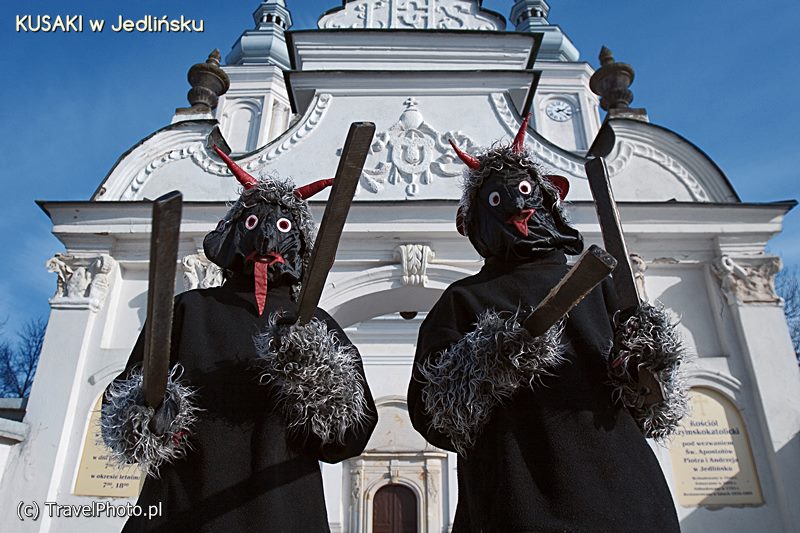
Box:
(669, 387), (763, 506)
(74, 397), (144, 497)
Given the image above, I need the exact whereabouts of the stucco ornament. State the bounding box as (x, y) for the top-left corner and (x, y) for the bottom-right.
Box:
(360, 98), (479, 196)
(712, 255), (781, 305)
(181, 252), (224, 291)
(395, 244), (435, 287)
(319, 0), (504, 31)
(46, 254), (116, 312)
(629, 253), (649, 302)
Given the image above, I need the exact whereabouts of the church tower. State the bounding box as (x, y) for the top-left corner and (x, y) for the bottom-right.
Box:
(217, 0), (294, 153)
(511, 0), (600, 152)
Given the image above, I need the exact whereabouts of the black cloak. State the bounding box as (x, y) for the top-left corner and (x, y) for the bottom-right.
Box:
(408, 250), (681, 533)
(105, 276), (378, 532)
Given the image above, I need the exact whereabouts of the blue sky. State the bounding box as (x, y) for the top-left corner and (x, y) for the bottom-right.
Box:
(1, 0), (798, 333)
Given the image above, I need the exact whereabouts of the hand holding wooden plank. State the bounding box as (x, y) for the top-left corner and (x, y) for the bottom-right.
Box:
(523, 245), (617, 337)
(143, 191), (183, 409)
(585, 156), (665, 404)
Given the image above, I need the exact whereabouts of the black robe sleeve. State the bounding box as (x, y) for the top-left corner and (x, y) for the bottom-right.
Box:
(408, 286), (565, 455)
(255, 307), (378, 464)
(407, 321), (464, 453)
(99, 295), (200, 475)
(307, 310), (378, 463)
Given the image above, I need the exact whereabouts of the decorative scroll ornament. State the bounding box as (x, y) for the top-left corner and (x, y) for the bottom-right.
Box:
(122, 94), (332, 200)
(46, 254), (116, 312)
(490, 93), (584, 179)
(605, 140), (710, 201)
(181, 252), (223, 291)
(629, 253), (649, 302)
(712, 255), (781, 305)
(350, 468), (362, 505)
(319, 0), (504, 31)
(360, 98), (479, 196)
(394, 243), (435, 286)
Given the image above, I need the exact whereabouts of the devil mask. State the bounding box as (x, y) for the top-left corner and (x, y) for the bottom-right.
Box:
(203, 146), (332, 315)
(450, 115), (583, 261)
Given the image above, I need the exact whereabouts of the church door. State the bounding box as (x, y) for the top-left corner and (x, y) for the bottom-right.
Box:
(372, 484), (418, 533)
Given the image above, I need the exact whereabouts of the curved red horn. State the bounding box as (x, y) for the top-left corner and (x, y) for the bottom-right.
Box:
(213, 145), (258, 190)
(294, 178), (334, 200)
(544, 174), (570, 201)
(449, 139), (480, 170)
(512, 113), (531, 154)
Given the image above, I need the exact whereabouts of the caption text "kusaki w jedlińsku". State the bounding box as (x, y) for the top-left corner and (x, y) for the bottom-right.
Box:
(16, 15), (204, 33)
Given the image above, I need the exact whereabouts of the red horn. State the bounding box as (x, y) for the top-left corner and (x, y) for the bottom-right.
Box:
(544, 175), (570, 201)
(512, 113), (531, 154)
(295, 178), (334, 200)
(213, 145), (258, 190)
(449, 139), (480, 170)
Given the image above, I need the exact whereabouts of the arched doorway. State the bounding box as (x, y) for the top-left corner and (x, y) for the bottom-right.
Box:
(372, 484), (418, 533)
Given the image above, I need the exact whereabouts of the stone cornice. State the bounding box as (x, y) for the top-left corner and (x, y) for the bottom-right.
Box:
(288, 29), (538, 71)
(286, 70), (538, 115)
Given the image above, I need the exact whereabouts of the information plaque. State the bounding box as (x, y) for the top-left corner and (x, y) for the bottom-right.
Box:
(74, 397), (144, 498)
(669, 387), (762, 506)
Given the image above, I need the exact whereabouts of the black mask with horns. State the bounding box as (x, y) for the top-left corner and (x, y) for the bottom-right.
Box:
(203, 146), (332, 315)
(449, 114), (584, 261)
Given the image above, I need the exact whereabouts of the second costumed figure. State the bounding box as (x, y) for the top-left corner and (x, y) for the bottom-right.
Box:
(408, 116), (689, 532)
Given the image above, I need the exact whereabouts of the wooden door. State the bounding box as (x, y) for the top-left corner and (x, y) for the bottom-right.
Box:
(372, 484), (418, 533)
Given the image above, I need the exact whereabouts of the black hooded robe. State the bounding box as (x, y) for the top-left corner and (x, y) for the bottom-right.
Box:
(106, 277), (378, 532)
(408, 250), (680, 533)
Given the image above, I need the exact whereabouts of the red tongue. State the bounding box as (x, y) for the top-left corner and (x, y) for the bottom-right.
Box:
(254, 262), (268, 316)
(250, 253), (286, 316)
(507, 209), (535, 237)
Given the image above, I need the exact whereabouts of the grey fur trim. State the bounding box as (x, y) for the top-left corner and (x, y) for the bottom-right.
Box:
(100, 365), (200, 477)
(254, 314), (369, 445)
(609, 302), (691, 441)
(418, 308), (565, 455)
(458, 144), (568, 236)
(225, 176), (317, 301)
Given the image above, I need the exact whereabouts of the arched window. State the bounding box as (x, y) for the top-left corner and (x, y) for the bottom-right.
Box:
(372, 484), (417, 533)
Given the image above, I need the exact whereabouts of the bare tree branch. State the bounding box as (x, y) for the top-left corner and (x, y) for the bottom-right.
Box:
(776, 265), (800, 359)
(0, 318), (47, 398)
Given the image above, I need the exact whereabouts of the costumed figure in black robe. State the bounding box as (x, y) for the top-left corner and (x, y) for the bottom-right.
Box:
(100, 147), (378, 532)
(407, 115), (689, 533)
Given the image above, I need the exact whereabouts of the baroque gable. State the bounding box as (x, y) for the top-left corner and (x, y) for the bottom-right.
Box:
(318, 0), (505, 30)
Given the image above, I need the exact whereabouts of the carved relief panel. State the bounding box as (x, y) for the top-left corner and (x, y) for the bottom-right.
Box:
(319, 0), (504, 31)
(46, 254), (117, 312)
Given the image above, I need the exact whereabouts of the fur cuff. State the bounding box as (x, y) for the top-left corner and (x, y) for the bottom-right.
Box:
(609, 302), (690, 440)
(419, 308), (565, 455)
(255, 315), (369, 445)
(100, 366), (199, 477)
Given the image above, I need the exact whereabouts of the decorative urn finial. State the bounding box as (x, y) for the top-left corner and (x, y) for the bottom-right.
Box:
(184, 49), (231, 112)
(590, 46), (635, 111)
(589, 47), (647, 121)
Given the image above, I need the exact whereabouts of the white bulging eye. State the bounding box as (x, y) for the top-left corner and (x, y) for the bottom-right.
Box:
(518, 180), (532, 195)
(277, 217), (292, 233)
(245, 215), (259, 230)
(488, 191), (501, 206)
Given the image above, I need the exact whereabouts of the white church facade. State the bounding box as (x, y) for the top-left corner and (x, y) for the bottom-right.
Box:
(1, 1), (799, 532)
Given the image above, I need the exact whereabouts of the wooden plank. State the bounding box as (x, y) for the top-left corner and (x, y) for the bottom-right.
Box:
(524, 245), (617, 337)
(585, 156), (640, 310)
(142, 191), (183, 409)
(296, 122), (376, 324)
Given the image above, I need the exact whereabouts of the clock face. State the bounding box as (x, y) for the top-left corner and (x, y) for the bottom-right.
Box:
(546, 100), (573, 122)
